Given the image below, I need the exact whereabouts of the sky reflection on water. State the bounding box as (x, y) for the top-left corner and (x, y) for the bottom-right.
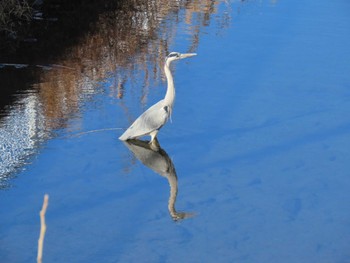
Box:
(1, 0), (350, 262)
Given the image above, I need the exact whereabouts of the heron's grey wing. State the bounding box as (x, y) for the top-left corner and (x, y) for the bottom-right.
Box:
(119, 101), (169, 140)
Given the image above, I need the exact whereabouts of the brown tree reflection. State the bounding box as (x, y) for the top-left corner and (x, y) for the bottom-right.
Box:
(0, 0), (234, 184)
(31, 0), (231, 130)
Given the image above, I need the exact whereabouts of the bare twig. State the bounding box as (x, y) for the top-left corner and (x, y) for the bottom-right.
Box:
(62, 127), (124, 138)
(37, 194), (49, 263)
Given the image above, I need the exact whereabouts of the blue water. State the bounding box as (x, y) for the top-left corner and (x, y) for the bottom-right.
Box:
(1, 1), (350, 262)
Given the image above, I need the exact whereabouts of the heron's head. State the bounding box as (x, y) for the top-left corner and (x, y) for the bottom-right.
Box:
(166, 52), (197, 63)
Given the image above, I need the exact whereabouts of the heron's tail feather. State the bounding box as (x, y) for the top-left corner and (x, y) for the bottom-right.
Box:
(119, 127), (133, 141)
(119, 132), (129, 141)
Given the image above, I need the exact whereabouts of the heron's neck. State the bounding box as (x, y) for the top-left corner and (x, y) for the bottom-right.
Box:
(164, 61), (175, 107)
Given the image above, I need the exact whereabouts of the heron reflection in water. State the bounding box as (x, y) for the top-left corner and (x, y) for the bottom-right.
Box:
(123, 139), (195, 221)
(119, 52), (197, 145)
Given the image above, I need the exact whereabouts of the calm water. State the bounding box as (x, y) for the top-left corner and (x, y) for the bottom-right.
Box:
(1, 0), (350, 262)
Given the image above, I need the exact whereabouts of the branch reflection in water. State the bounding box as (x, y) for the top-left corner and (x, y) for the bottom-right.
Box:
(123, 139), (195, 221)
(0, 0), (235, 186)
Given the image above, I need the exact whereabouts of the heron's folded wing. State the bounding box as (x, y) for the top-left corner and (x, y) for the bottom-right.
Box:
(119, 101), (169, 140)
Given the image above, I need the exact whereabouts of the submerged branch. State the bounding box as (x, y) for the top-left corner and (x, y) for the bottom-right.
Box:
(37, 194), (49, 263)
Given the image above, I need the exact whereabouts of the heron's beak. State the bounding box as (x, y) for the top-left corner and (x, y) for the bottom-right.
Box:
(180, 53), (197, 59)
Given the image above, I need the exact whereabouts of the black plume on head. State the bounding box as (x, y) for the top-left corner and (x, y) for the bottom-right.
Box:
(167, 52), (180, 58)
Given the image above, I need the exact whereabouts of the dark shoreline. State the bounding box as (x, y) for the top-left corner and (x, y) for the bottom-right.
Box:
(1, 0), (127, 62)
(0, 0), (141, 116)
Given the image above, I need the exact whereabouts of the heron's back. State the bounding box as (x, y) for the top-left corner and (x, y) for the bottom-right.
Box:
(119, 100), (169, 140)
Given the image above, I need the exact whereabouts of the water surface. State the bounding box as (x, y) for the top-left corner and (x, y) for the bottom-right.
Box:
(1, 0), (350, 262)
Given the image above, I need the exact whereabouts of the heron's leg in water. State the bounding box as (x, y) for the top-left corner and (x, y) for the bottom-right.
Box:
(149, 131), (160, 151)
(150, 130), (158, 143)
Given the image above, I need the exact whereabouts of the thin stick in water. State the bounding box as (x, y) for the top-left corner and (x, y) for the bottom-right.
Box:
(37, 194), (49, 263)
(64, 127), (124, 138)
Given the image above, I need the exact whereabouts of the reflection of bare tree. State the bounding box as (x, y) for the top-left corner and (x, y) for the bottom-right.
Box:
(123, 139), (195, 221)
(0, 0), (233, 185)
(33, 0), (231, 130)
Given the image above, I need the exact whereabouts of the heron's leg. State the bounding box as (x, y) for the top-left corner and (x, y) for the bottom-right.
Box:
(149, 131), (160, 151)
(149, 130), (158, 143)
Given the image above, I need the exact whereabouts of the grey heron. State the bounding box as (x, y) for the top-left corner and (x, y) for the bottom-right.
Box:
(119, 52), (197, 143)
